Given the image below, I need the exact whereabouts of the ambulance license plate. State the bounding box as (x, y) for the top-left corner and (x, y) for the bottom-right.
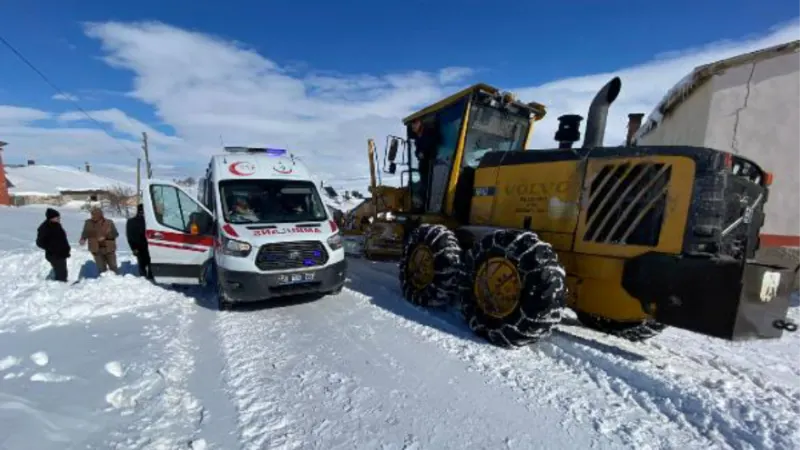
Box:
(278, 273), (315, 285)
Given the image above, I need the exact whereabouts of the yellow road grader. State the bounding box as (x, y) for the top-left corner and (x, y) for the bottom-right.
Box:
(364, 76), (797, 348)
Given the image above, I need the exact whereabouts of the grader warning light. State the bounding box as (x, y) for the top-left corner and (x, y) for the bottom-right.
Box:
(362, 76), (796, 349)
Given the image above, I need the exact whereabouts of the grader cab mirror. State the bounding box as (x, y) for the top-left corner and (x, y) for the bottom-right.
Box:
(387, 138), (400, 162)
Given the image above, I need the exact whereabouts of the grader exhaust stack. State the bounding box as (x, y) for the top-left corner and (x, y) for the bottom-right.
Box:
(582, 76), (622, 148)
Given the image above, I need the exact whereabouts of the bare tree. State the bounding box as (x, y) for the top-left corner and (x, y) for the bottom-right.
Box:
(106, 185), (136, 217)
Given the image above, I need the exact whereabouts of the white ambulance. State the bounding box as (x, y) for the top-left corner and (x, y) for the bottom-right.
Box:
(141, 146), (347, 308)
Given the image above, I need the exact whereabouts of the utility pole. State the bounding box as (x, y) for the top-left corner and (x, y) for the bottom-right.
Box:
(142, 132), (152, 179)
(136, 158), (141, 204)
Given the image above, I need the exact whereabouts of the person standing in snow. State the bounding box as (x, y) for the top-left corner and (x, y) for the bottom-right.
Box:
(79, 207), (120, 274)
(35, 208), (71, 282)
(126, 204), (153, 280)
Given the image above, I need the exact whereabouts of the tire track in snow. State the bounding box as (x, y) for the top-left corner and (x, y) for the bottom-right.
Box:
(215, 310), (306, 450)
(213, 285), (608, 449)
(543, 333), (800, 449)
(346, 259), (800, 450)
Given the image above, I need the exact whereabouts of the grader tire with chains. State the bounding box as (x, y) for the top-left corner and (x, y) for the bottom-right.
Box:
(399, 224), (462, 307)
(462, 229), (567, 348)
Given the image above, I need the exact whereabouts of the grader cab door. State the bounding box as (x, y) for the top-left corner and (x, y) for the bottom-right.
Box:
(395, 96), (470, 216)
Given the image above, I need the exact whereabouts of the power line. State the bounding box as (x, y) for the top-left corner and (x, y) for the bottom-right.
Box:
(0, 34), (141, 160)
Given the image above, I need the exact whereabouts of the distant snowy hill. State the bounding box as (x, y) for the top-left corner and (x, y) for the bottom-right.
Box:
(5, 165), (134, 196)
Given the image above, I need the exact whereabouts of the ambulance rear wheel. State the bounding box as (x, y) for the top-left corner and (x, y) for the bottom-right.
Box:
(462, 229), (566, 348)
(399, 224), (462, 307)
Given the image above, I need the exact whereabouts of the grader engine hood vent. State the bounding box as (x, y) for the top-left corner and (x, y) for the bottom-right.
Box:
(583, 161), (672, 245)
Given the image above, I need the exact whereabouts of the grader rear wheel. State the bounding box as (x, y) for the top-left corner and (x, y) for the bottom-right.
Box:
(462, 229), (567, 348)
(399, 224), (462, 307)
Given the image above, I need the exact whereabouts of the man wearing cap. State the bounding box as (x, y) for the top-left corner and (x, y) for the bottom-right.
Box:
(79, 207), (120, 274)
(36, 208), (71, 282)
(126, 204), (153, 280)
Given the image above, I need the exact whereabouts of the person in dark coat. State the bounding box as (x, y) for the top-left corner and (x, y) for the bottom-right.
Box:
(36, 208), (71, 282)
(126, 204), (153, 279)
(409, 118), (441, 206)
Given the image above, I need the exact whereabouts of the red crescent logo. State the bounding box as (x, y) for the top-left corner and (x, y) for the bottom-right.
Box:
(273, 162), (293, 174)
(229, 161), (256, 176)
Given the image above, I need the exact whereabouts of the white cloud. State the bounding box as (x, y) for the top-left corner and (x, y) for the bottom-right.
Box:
(0, 106), (50, 125)
(52, 92), (79, 101)
(57, 108), (182, 146)
(1, 19), (798, 194)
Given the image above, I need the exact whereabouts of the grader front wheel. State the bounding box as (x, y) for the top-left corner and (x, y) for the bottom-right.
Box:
(399, 224), (462, 307)
(462, 229), (567, 348)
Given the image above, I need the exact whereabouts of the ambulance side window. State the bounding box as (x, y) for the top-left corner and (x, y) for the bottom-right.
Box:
(202, 178), (216, 214)
(150, 184), (210, 234)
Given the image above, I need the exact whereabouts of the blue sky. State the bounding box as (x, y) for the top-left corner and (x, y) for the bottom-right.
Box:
(0, 1), (798, 188)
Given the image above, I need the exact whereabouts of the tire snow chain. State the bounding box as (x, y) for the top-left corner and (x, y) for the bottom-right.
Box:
(772, 319), (798, 332)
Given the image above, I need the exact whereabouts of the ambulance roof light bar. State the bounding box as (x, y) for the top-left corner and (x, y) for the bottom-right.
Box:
(223, 146), (287, 156)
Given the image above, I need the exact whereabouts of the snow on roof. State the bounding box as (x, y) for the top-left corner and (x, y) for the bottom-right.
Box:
(322, 194), (366, 214)
(5, 165), (134, 196)
(633, 40), (800, 142)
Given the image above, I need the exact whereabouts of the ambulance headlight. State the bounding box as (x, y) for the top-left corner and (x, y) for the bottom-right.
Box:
(221, 235), (252, 257)
(327, 232), (343, 251)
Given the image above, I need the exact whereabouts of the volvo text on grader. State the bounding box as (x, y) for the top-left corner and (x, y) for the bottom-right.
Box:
(362, 76), (797, 348)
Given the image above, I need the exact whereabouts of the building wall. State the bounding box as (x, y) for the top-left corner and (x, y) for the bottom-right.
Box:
(636, 51), (799, 283)
(704, 51), (800, 238)
(10, 195), (62, 206)
(636, 81), (715, 147)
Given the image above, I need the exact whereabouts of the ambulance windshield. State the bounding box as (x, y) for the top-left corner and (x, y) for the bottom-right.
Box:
(219, 179), (328, 224)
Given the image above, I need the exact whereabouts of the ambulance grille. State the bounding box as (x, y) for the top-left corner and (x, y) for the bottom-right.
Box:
(255, 241), (329, 271)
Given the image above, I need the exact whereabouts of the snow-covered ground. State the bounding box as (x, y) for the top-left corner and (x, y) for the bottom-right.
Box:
(1, 205), (798, 450)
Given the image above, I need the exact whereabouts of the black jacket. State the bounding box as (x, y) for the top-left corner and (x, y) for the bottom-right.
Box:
(413, 125), (441, 164)
(126, 214), (148, 253)
(36, 220), (71, 260)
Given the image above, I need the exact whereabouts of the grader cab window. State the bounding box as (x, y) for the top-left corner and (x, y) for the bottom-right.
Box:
(462, 101), (530, 169)
(414, 98), (468, 213)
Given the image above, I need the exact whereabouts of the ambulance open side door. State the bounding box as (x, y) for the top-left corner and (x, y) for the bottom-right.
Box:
(142, 180), (215, 285)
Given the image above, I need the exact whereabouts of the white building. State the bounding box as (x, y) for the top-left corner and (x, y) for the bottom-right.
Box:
(634, 40), (799, 255)
(4, 163), (135, 207)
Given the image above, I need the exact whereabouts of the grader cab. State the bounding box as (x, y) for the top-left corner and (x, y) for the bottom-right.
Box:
(372, 76), (796, 348)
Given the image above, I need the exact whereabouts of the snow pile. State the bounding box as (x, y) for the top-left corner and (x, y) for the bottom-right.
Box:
(0, 210), (204, 449)
(5, 165), (134, 196)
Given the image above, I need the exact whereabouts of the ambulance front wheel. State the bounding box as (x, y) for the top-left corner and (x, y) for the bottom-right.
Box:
(217, 281), (234, 311)
(327, 284), (343, 296)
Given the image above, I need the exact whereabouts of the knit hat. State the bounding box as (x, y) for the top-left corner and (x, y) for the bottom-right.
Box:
(45, 208), (60, 220)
